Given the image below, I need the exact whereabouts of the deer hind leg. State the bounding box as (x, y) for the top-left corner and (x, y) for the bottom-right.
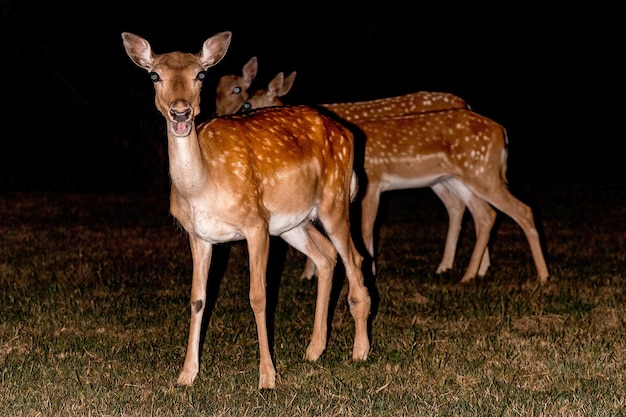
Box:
(464, 192), (496, 279)
(177, 236), (213, 386)
(317, 204), (371, 361)
(442, 178), (497, 282)
(281, 222), (337, 361)
(472, 183), (549, 284)
(298, 220), (332, 280)
(300, 246), (319, 280)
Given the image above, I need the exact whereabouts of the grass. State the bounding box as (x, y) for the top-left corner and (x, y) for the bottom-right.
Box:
(1, 184), (625, 416)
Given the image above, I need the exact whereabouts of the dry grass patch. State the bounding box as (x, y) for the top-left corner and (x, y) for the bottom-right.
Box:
(1, 185), (625, 415)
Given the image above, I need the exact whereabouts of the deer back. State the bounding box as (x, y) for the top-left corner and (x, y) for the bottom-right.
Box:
(323, 91), (469, 122)
(240, 71), (468, 121)
(358, 108), (507, 190)
(188, 105), (356, 236)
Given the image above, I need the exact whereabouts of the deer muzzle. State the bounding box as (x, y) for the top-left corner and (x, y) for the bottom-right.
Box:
(169, 105), (193, 137)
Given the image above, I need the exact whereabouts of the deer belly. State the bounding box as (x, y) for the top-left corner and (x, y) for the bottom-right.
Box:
(440, 177), (474, 203)
(379, 173), (442, 192)
(268, 211), (312, 235)
(191, 215), (245, 243)
(366, 152), (448, 193)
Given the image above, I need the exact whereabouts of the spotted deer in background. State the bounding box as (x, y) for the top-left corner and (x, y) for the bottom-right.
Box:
(232, 71), (538, 283)
(122, 32), (371, 390)
(213, 56), (258, 116)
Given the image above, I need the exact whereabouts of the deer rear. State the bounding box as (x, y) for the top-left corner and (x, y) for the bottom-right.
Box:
(354, 108), (549, 284)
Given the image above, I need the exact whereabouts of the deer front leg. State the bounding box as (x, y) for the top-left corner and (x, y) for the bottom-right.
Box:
(246, 228), (275, 389)
(177, 236), (213, 386)
(431, 182), (465, 274)
(320, 209), (371, 361)
(344, 245), (370, 361)
(461, 190), (496, 281)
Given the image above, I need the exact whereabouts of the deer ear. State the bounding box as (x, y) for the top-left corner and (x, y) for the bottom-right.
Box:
(243, 56), (258, 84)
(279, 71), (297, 96)
(121, 32), (155, 70)
(199, 31), (232, 69)
(267, 72), (285, 96)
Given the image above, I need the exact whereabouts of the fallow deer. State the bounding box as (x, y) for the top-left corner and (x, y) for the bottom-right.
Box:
(239, 72), (503, 283)
(122, 32), (371, 390)
(213, 56), (258, 116)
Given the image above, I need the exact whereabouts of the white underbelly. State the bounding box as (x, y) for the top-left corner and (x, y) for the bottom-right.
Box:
(268, 211), (312, 235)
(191, 216), (245, 243)
(441, 177), (474, 203)
(191, 210), (313, 243)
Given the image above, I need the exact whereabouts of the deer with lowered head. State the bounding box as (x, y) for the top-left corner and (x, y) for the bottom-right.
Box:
(121, 32), (371, 390)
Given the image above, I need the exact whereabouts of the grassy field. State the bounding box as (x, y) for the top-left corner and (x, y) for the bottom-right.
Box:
(1, 184), (625, 416)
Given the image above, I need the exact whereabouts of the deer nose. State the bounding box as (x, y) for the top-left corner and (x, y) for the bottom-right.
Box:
(170, 107), (192, 122)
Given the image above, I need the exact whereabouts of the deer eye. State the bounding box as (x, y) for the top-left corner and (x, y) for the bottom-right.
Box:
(149, 72), (160, 82)
(196, 71), (207, 82)
(233, 87), (242, 94)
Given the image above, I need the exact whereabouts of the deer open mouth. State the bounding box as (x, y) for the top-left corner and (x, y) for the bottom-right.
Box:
(168, 106), (193, 137)
(171, 120), (192, 137)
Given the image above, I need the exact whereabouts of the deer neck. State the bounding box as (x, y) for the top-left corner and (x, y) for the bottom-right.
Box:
(166, 123), (210, 199)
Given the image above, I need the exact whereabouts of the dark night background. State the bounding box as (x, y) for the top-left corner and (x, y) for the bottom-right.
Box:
(1, 1), (622, 193)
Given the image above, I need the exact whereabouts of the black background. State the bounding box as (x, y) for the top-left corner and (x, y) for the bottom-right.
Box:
(1, 1), (622, 192)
